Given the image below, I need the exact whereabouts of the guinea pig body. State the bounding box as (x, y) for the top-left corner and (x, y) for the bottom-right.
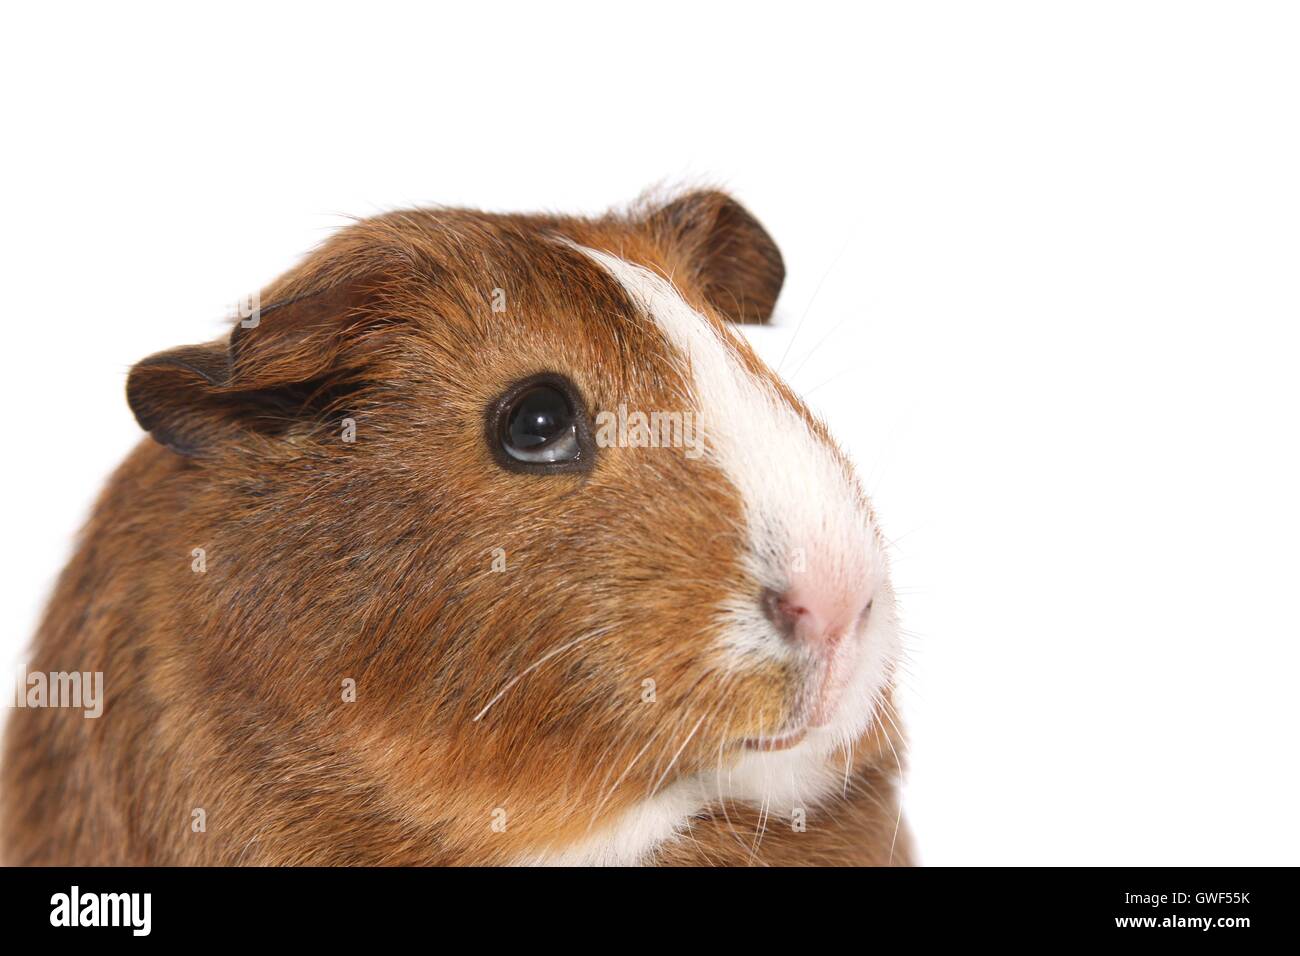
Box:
(1, 190), (911, 866)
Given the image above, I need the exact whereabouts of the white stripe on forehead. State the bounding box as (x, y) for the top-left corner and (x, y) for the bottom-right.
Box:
(575, 246), (882, 663)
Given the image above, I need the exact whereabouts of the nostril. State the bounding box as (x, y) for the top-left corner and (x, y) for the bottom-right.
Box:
(760, 584), (874, 649)
(760, 587), (808, 641)
(858, 597), (875, 627)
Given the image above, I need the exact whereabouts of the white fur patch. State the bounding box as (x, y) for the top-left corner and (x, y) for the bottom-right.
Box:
(525, 247), (901, 866)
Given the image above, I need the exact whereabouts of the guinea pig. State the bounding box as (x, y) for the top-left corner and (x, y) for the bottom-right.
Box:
(1, 188), (911, 866)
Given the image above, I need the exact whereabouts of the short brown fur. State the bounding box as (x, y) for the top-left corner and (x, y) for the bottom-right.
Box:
(1, 190), (909, 866)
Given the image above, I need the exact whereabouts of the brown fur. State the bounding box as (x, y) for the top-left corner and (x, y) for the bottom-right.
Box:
(1, 190), (910, 865)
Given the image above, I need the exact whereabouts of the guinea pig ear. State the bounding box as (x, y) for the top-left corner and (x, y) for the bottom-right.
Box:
(645, 190), (786, 325)
(126, 281), (379, 457)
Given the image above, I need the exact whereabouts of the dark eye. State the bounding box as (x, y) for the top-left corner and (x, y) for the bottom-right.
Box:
(503, 385), (578, 461)
(488, 376), (592, 473)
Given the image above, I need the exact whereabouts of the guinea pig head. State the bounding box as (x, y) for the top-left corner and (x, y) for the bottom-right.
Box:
(125, 189), (899, 864)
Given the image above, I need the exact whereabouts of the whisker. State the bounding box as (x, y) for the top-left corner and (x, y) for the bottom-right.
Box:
(471, 625), (613, 721)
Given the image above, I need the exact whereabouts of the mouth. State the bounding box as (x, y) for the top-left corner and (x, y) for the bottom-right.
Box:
(741, 727), (809, 752)
(738, 631), (867, 754)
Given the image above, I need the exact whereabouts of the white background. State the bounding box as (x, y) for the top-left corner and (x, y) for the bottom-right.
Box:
(2, 2), (1297, 865)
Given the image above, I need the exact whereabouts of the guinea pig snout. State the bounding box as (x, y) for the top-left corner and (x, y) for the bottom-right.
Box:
(759, 580), (874, 657)
(746, 577), (877, 743)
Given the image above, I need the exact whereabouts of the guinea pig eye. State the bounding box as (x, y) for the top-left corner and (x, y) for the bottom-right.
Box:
(503, 385), (577, 460)
(487, 375), (593, 474)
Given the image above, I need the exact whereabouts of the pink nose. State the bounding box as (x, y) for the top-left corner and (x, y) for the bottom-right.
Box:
(761, 584), (873, 653)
